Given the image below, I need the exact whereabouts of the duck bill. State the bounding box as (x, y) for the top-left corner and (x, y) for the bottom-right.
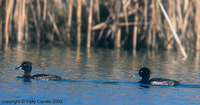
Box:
(15, 65), (22, 69)
(132, 74), (141, 79)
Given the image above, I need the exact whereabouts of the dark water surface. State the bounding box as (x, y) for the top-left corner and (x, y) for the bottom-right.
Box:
(1, 44), (200, 105)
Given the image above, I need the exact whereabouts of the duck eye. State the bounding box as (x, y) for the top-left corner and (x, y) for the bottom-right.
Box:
(141, 70), (143, 73)
(24, 64), (26, 66)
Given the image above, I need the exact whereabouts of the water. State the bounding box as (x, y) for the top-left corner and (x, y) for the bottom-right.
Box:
(0, 44), (200, 105)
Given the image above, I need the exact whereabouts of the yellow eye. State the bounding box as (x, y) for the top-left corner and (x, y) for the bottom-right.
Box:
(24, 64), (26, 66)
(141, 71), (143, 73)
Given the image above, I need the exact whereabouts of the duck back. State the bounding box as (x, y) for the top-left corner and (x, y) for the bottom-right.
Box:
(32, 74), (62, 81)
(149, 78), (180, 86)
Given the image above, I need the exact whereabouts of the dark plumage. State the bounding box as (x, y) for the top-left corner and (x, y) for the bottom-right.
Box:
(133, 67), (179, 86)
(15, 61), (62, 81)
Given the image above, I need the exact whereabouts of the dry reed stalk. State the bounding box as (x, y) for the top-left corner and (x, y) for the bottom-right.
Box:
(152, 28), (156, 49)
(122, 0), (129, 34)
(25, 8), (29, 43)
(0, 20), (2, 46)
(43, 0), (47, 21)
(87, 0), (93, 48)
(118, 9), (137, 18)
(147, 30), (151, 49)
(165, 1), (175, 50)
(133, 0), (138, 49)
(115, 28), (121, 48)
(144, 0), (152, 49)
(0, 0), (2, 46)
(155, 0), (163, 44)
(66, 0), (73, 44)
(97, 15), (111, 41)
(184, 0), (189, 12)
(77, 0), (82, 46)
(159, 1), (187, 58)
(181, 3), (190, 37)
(113, 0), (121, 47)
(30, 3), (40, 44)
(94, 0), (100, 22)
(76, 46), (81, 61)
(144, 0), (151, 49)
(17, 0), (25, 43)
(194, 51), (200, 70)
(4, 0), (14, 45)
(151, 0), (157, 49)
(47, 11), (61, 41)
(118, 22), (148, 26)
(36, 0), (41, 20)
(177, 0), (183, 25)
(195, 0), (200, 50)
(92, 22), (106, 30)
(143, 0), (148, 30)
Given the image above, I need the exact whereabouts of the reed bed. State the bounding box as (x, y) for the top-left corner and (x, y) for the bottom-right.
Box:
(0, 0), (199, 53)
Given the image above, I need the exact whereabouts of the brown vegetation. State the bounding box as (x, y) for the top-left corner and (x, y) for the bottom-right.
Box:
(0, 0), (198, 53)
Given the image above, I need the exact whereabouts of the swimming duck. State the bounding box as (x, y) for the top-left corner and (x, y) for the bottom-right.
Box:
(15, 61), (62, 81)
(133, 67), (179, 86)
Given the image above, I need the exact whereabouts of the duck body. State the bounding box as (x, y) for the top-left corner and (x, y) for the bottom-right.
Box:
(134, 67), (180, 86)
(149, 78), (179, 86)
(32, 74), (62, 81)
(16, 61), (62, 81)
